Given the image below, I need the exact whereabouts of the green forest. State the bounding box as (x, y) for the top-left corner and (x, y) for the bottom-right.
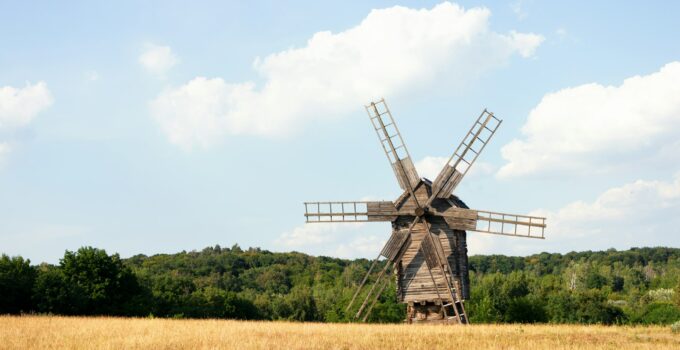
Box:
(1, 246), (680, 325)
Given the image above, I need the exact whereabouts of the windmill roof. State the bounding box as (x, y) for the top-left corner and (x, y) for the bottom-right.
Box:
(420, 177), (469, 209)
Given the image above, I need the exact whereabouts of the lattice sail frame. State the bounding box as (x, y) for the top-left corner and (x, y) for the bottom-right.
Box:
(304, 201), (546, 239)
(366, 99), (419, 191)
(474, 210), (546, 239)
(431, 109), (502, 200)
(303, 201), (397, 223)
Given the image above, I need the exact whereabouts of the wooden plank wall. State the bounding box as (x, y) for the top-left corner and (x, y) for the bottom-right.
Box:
(394, 184), (470, 302)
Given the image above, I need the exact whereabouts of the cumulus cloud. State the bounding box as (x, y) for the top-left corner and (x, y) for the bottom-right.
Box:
(505, 31), (543, 58)
(276, 222), (390, 259)
(139, 44), (179, 76)
(151, 2), (543, 149)
(0, 81), (53, 162)
(498, 61), (680, 178)
(0, 82), (53, 130)
(334, 235), (386, 259)
(510, 1), (528, 20)
(532, 173), (680, 252)
(277, 222), (361, 247)
(462, 173), (680, 256)
(415, 156), (495, 181)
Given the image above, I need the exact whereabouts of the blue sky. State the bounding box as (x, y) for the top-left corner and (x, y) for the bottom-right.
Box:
(1, 1), (679, 263)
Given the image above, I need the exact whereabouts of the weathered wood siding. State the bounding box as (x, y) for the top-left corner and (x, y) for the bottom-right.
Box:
(394, 184), (470, 302)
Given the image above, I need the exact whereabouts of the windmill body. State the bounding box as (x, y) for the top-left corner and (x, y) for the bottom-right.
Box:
(392, 181), (471, 323)
(304, 99), (546, 324)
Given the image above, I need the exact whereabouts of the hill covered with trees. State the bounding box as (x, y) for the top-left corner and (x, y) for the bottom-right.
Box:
(1, 246), (679, 324)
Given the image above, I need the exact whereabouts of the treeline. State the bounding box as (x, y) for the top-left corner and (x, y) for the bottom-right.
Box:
(1, 246), (679, 324)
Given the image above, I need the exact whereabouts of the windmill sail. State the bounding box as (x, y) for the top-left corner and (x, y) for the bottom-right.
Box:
(472, 209), (546, 239)
(430, 109), (501, 200)
(380, 229), (410, 261)
(366, 99), (420, 192)
(439, 207), (546, 239)
(304, 201), (397, 222)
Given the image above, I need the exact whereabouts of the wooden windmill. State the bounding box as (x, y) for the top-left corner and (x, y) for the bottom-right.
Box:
(304, 99), (546, 324)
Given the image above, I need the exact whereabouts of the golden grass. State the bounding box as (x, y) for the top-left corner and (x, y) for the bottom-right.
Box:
(1, 316), (678, 350)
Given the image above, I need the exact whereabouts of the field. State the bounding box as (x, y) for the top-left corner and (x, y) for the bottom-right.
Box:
(1, 316), (678, 350)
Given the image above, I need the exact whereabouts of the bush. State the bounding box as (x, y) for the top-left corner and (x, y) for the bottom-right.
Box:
(635, 302), (680, 325)
(504, 296), (548, 323)
(672, 320), (680, 333)
(644, 288), (675, 303)
(574, 291), (626, 324)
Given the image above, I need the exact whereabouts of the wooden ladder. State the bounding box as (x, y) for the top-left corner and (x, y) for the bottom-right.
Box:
(420, 231), (468, 324)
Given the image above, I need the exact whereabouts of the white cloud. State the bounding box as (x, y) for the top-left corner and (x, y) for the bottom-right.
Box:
(415, 156), (495, 181)
(510, 1), (528, 20)
(0, 82), (52, 162)
(275, 222), (391, 259)
(0, 81), (53, 130)
(415, 156), (448, 180)
(150, 2), (544, 149)
(532, 173), (680, 251)
(464, 174), (680, 255)
(334, 235), (386, 259)
(505, 30), (543, 58)
(139, 44), (179, 76)
(498, 61), (680, 178)
(277, 223), (360, 247)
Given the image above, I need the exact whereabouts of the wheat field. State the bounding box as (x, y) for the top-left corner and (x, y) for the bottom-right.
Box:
(1, 316), (678, 350)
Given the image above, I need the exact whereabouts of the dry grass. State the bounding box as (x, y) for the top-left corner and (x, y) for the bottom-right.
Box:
(1, 316), (678, 350)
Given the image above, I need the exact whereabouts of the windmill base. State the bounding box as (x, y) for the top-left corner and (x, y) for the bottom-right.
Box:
(405, 302), (465, 324)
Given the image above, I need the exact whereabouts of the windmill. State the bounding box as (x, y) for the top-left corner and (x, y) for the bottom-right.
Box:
(303, 99), (546, 324)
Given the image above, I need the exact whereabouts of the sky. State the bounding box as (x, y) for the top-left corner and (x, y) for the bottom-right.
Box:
(1, 1), (679, 264)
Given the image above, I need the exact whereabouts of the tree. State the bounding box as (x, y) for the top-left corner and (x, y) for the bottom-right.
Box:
(181, 287), (259, 319)
(32, 265), (85, 314)
(504, 296), (547, 323)
(0, 255), (36, 313)
(468, 295), (499, 323)
(635, 302), (680, 325)
(59, 247), (142, 315)
(5, 245), (679, 323)
(284, 286), (319, 321)
(611, 276), (625, 292)
(584, 271), (607, 290)
(366, 286), (404, 323)
(546, 292), (575, 323)
(573, 290), (626, 324)
(674, 283), (680, 308)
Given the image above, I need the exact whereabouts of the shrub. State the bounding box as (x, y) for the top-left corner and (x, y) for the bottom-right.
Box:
(636, 302), (680, 325)
(672, 320), (680, 333)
